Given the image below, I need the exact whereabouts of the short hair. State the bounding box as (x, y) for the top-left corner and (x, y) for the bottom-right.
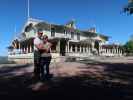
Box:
(37, 29), (43, 33)
(37, 32), (43, 34)
(42, 35), (48, 39)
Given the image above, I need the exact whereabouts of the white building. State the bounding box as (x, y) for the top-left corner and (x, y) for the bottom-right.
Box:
(8, 18), (123, 63)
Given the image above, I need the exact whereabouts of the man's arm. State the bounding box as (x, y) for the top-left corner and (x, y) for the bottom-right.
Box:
(35, 43), (47, 51)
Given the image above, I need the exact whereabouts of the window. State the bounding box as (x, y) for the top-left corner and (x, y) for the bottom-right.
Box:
(64, 30), (66, 34)
(71, 32), (74, 39)
(64, 30), (68, 35)
(77, 45), (80, 52)
(51, 28), (55, 37)
(81, 46), (83, 52)
(77, 33), (80, 40)
(72, 45), (75, 52)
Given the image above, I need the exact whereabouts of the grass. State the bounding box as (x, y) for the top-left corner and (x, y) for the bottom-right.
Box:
(0, 56), (15, 64)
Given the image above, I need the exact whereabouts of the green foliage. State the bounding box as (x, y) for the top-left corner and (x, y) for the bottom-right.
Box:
(99, 34), (109, 41)
(0, 56), (15, 64)
(124, 0), (133, 14)
(124, 40), (133, 53)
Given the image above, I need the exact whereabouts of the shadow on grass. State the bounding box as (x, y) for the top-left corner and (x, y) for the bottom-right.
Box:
(77, 61), (133, 100)
(0, 64), (32, 77)
(0, 61), (133, 100)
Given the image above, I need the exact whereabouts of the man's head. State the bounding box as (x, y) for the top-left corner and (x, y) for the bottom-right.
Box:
(37, 32), (43, 38)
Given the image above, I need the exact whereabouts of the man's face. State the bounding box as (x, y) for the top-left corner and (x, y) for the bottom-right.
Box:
(38, 33), (43, 38)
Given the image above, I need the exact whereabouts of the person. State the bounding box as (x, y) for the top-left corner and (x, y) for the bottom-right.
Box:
(39, 35), (52, 79)
(33, 31), (43, 80)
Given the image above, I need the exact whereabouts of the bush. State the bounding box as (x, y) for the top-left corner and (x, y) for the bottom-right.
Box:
(0, 56), (15, 64)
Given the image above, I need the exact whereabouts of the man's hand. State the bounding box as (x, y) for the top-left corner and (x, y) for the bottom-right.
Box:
(36, 43), (52, 53)
(38, 44), (44, 49)
(35, 44), (47, 52)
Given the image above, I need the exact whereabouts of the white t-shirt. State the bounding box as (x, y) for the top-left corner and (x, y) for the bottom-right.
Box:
(34, 36), (43, 51)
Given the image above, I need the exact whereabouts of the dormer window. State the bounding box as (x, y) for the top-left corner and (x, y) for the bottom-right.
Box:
(71, 32), (74, 39)
(64, 30), (68, 37)
(24, 23), (33, 32)
(51, 28), (55, 37)
(77, 33), (80, 40)
(64, 30), (66, 34)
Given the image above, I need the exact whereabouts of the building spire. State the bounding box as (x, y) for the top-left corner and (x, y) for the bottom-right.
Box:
(13, 25), (17, 40)
(28, 0), (30, 19)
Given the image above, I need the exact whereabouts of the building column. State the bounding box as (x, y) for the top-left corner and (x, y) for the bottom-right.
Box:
(30, 45), (32, 53)
(18, 42), (21, 54)
(114, 48), (116, 55)
(24, 47), (26, 53)
(100, 46), (102, 56)
(26, 46), (29, 53)
(80, 45), (82, 53)
(116, 48), (118, 55)
(100, 46), (103, 55)
(119, 49), (121, 56)
(21, 47), (23, 54)
(14, 42), (17, 49)
(113, 48), (115, 55)
(86, 45), (89, 53)
(105, 48), (107, 55)
(75, 45), (77, 53)
(99, 43), (101, 55)
(118, 50), (120, 56)
(56, 40), (60, 53)
(102, 48), (104, 56)
(70, 45), (73, 53)
(112, 49), (114, 54)
(65, 45), (67, 53)
(108, 49), (110, 56)
(108, 49), (110, 54)
(120, 49), (122, 56)
(83, 45), (85, 53)
(67, 41), (69, 53)
(104, 48), (106, 54)
(89, 46), (91, 55)
(106, 49), (108, 54)
(118, 48), (120, 56)
(91, 42), (94, 51)
(102, 47), (105, 56)
(109, 49), (111, 56)
(107, 49), (109, 56)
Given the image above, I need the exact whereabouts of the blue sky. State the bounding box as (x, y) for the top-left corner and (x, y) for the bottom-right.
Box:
(0, 0), (132, 56)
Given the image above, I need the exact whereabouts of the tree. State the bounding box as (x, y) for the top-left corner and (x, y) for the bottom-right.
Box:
(124, 0), (133, 14)
(124, 40), (133, 54)
(7, 46), (14, 52)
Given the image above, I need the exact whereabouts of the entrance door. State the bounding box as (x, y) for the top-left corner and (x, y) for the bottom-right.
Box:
(94, 41), (99, 55)
(60, 39), (67, 56)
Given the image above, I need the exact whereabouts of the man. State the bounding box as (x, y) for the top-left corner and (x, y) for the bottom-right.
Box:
(39, 35), (52, 79)
(33, 31), (43, 80)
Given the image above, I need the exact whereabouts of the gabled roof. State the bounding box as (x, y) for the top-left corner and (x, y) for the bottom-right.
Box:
(20, 17), (109, 40)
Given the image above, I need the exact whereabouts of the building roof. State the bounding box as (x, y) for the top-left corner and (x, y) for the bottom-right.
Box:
(20, 18), (109, 40)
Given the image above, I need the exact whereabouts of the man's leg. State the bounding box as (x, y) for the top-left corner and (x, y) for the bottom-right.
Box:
(40, 57), (45, 78)
(34, 51), (41, 79)
(34, 62), (40, 80)
(45, 57), (51, 75)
